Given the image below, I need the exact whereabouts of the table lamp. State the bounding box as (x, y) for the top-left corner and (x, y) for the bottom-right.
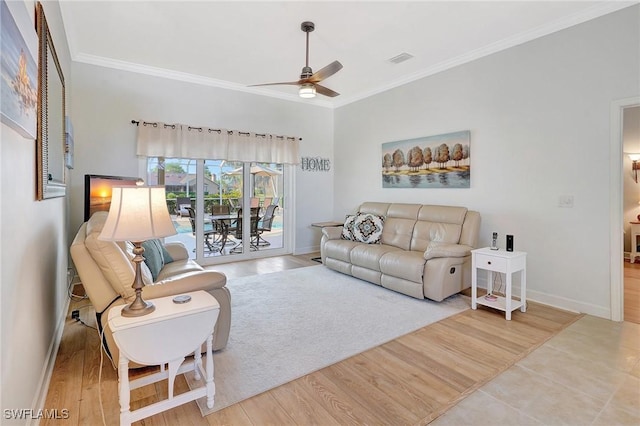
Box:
(99, 185), (177, 317)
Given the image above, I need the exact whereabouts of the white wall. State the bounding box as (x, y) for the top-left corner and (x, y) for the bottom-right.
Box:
(1, 1), (71, 422)
(68, 63), (334, 256)
(623, 106), (640, 252)
(333, 6), (640, 318)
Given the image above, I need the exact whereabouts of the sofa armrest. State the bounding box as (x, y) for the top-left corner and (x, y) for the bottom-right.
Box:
(164, 242), (189, 261)
(142, 270), (227, 300)
(423, 242), (472, 260)
(322, 226), (343, 240)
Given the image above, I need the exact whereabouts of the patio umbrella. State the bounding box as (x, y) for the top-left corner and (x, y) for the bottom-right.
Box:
(224, 165), (282, 197)
(225, 165), (282, 177)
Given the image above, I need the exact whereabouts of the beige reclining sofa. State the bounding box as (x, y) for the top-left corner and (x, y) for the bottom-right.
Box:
(71, 211), (230, 368)
(321, 202), (480, 301)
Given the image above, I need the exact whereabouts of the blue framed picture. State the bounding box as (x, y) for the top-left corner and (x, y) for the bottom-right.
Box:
(382, 130), (471, 188)
(1, 0), (38, 139)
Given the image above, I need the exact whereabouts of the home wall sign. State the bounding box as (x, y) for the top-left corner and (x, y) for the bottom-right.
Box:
(381, 130), (470, 189)
(301, 157), (331, 172)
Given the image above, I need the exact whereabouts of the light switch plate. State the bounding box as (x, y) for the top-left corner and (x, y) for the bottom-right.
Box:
(558, 195), (574, 208)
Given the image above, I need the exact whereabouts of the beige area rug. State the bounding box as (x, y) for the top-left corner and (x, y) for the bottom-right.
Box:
(186, 265), (469, 416)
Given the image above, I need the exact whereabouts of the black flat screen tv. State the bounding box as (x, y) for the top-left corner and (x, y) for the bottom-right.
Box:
(84, 174), (140, 221)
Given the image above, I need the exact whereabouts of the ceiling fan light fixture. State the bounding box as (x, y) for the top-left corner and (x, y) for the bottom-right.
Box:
(299, 83), (316, 98)
(248, 21), (342, 98)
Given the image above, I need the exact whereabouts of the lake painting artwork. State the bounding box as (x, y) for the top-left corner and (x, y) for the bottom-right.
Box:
(382, 130), (470, 189)
(1, 0), (38, 139)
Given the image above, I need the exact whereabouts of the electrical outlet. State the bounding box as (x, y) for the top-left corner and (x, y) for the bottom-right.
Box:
(71, 310), (79, 320)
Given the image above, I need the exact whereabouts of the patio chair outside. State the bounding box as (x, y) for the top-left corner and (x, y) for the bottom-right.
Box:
(176, 197), (192, 217)
(230, 207), (260, 252)
(255, 204), (278, 246)
(186, 207), (216, 252)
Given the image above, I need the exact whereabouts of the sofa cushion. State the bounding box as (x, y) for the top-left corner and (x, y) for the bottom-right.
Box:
(85, 214), (135, 301)
(352, 213), (384, 244)
(379, 250), (426, 283)
(351, 244), (401, 271)
(324, 239), (360, 262)
(341, 214), (357, 240)
(156, 259), (204, 281)
(380, 217), (415, 250)
(411, 221), (463, 251)
(409, 206), (468, 251)
(417, 205), (467, 224)
(423, 241), (472, 260)
(141, 239), (175, 281)
(119, 241), (154, 285)
(142, 240), (164, 280)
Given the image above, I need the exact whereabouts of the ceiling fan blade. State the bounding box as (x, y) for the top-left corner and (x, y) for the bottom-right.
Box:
(249, 81), (300, 87)
(315, 84), (340, 97)
(308, 61), (343, 83)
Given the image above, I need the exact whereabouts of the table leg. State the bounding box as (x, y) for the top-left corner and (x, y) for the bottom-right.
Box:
(206, 334), (215, 409)
(520, 266), (527, 313)
(167, 357), (185, 399)
(118, 355), (131, 426)
(194, 348), (202, 381)
(506, 271), (512, 320)
(471, 263), (477, 310)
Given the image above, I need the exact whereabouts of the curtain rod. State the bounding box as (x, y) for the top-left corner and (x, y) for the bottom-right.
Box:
(131, 120), (301, 141)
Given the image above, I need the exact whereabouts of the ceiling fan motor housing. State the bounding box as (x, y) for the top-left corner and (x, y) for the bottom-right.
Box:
(300, 66), (313, 79)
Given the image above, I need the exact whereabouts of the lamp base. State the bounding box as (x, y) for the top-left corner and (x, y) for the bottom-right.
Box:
(121, 300), (155, 317)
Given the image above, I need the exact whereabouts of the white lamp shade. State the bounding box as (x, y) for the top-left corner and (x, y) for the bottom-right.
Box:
(629, 153), (640, 161)
(99, 186), (177, 242)
(299, 84), (316, 98)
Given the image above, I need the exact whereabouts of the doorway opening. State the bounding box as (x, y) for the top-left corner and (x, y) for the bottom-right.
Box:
(610, 97), (640, 322)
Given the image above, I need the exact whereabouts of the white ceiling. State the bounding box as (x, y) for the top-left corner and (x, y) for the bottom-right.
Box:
(59, 1), (634, 108)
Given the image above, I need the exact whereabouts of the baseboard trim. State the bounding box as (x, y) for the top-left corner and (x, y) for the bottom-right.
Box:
(475, 275), (608, 319)
(526, 289), (609, 319)
(30, 296), (71, 426)
(294, 244), (320, 255)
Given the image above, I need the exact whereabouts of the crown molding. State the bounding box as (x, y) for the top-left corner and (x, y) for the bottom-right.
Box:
(73, 53), (335, 108)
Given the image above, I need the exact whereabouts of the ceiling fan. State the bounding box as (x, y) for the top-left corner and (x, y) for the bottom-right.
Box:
(250, 21), (343, 98)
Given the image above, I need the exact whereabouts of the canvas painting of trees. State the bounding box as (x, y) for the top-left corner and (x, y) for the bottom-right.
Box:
(382, 130), (470, 188)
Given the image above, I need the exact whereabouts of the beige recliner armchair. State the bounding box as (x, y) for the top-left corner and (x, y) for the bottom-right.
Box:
(70, 211), (231, 368)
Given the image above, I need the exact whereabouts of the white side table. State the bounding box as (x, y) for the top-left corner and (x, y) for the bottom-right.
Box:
(630, 222), (640, 263)
(471, 247), (527, 320)
(108, 291), (219, 426)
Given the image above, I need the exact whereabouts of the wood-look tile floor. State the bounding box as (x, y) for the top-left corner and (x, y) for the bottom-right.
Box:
(42, 254), (639, 425)
(624, 260), (640, 324)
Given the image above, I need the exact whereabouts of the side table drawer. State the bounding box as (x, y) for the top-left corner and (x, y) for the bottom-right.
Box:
(475, 253), (507, 272)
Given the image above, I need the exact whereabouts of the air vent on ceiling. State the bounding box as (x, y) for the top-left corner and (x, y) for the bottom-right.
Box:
(387, 52), (414, 64)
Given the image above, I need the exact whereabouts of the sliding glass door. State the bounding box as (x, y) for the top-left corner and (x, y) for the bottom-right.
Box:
(146, 157), (288, 264)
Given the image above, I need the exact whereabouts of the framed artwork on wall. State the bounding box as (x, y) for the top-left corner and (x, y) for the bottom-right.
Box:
(382, 130), (471, 188)
(0, 0), (38, 139)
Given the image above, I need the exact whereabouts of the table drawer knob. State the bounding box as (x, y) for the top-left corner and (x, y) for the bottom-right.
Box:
(487, 261), (492, 265)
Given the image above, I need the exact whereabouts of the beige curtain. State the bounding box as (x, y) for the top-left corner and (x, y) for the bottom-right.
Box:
(136, 121), (300, 164)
